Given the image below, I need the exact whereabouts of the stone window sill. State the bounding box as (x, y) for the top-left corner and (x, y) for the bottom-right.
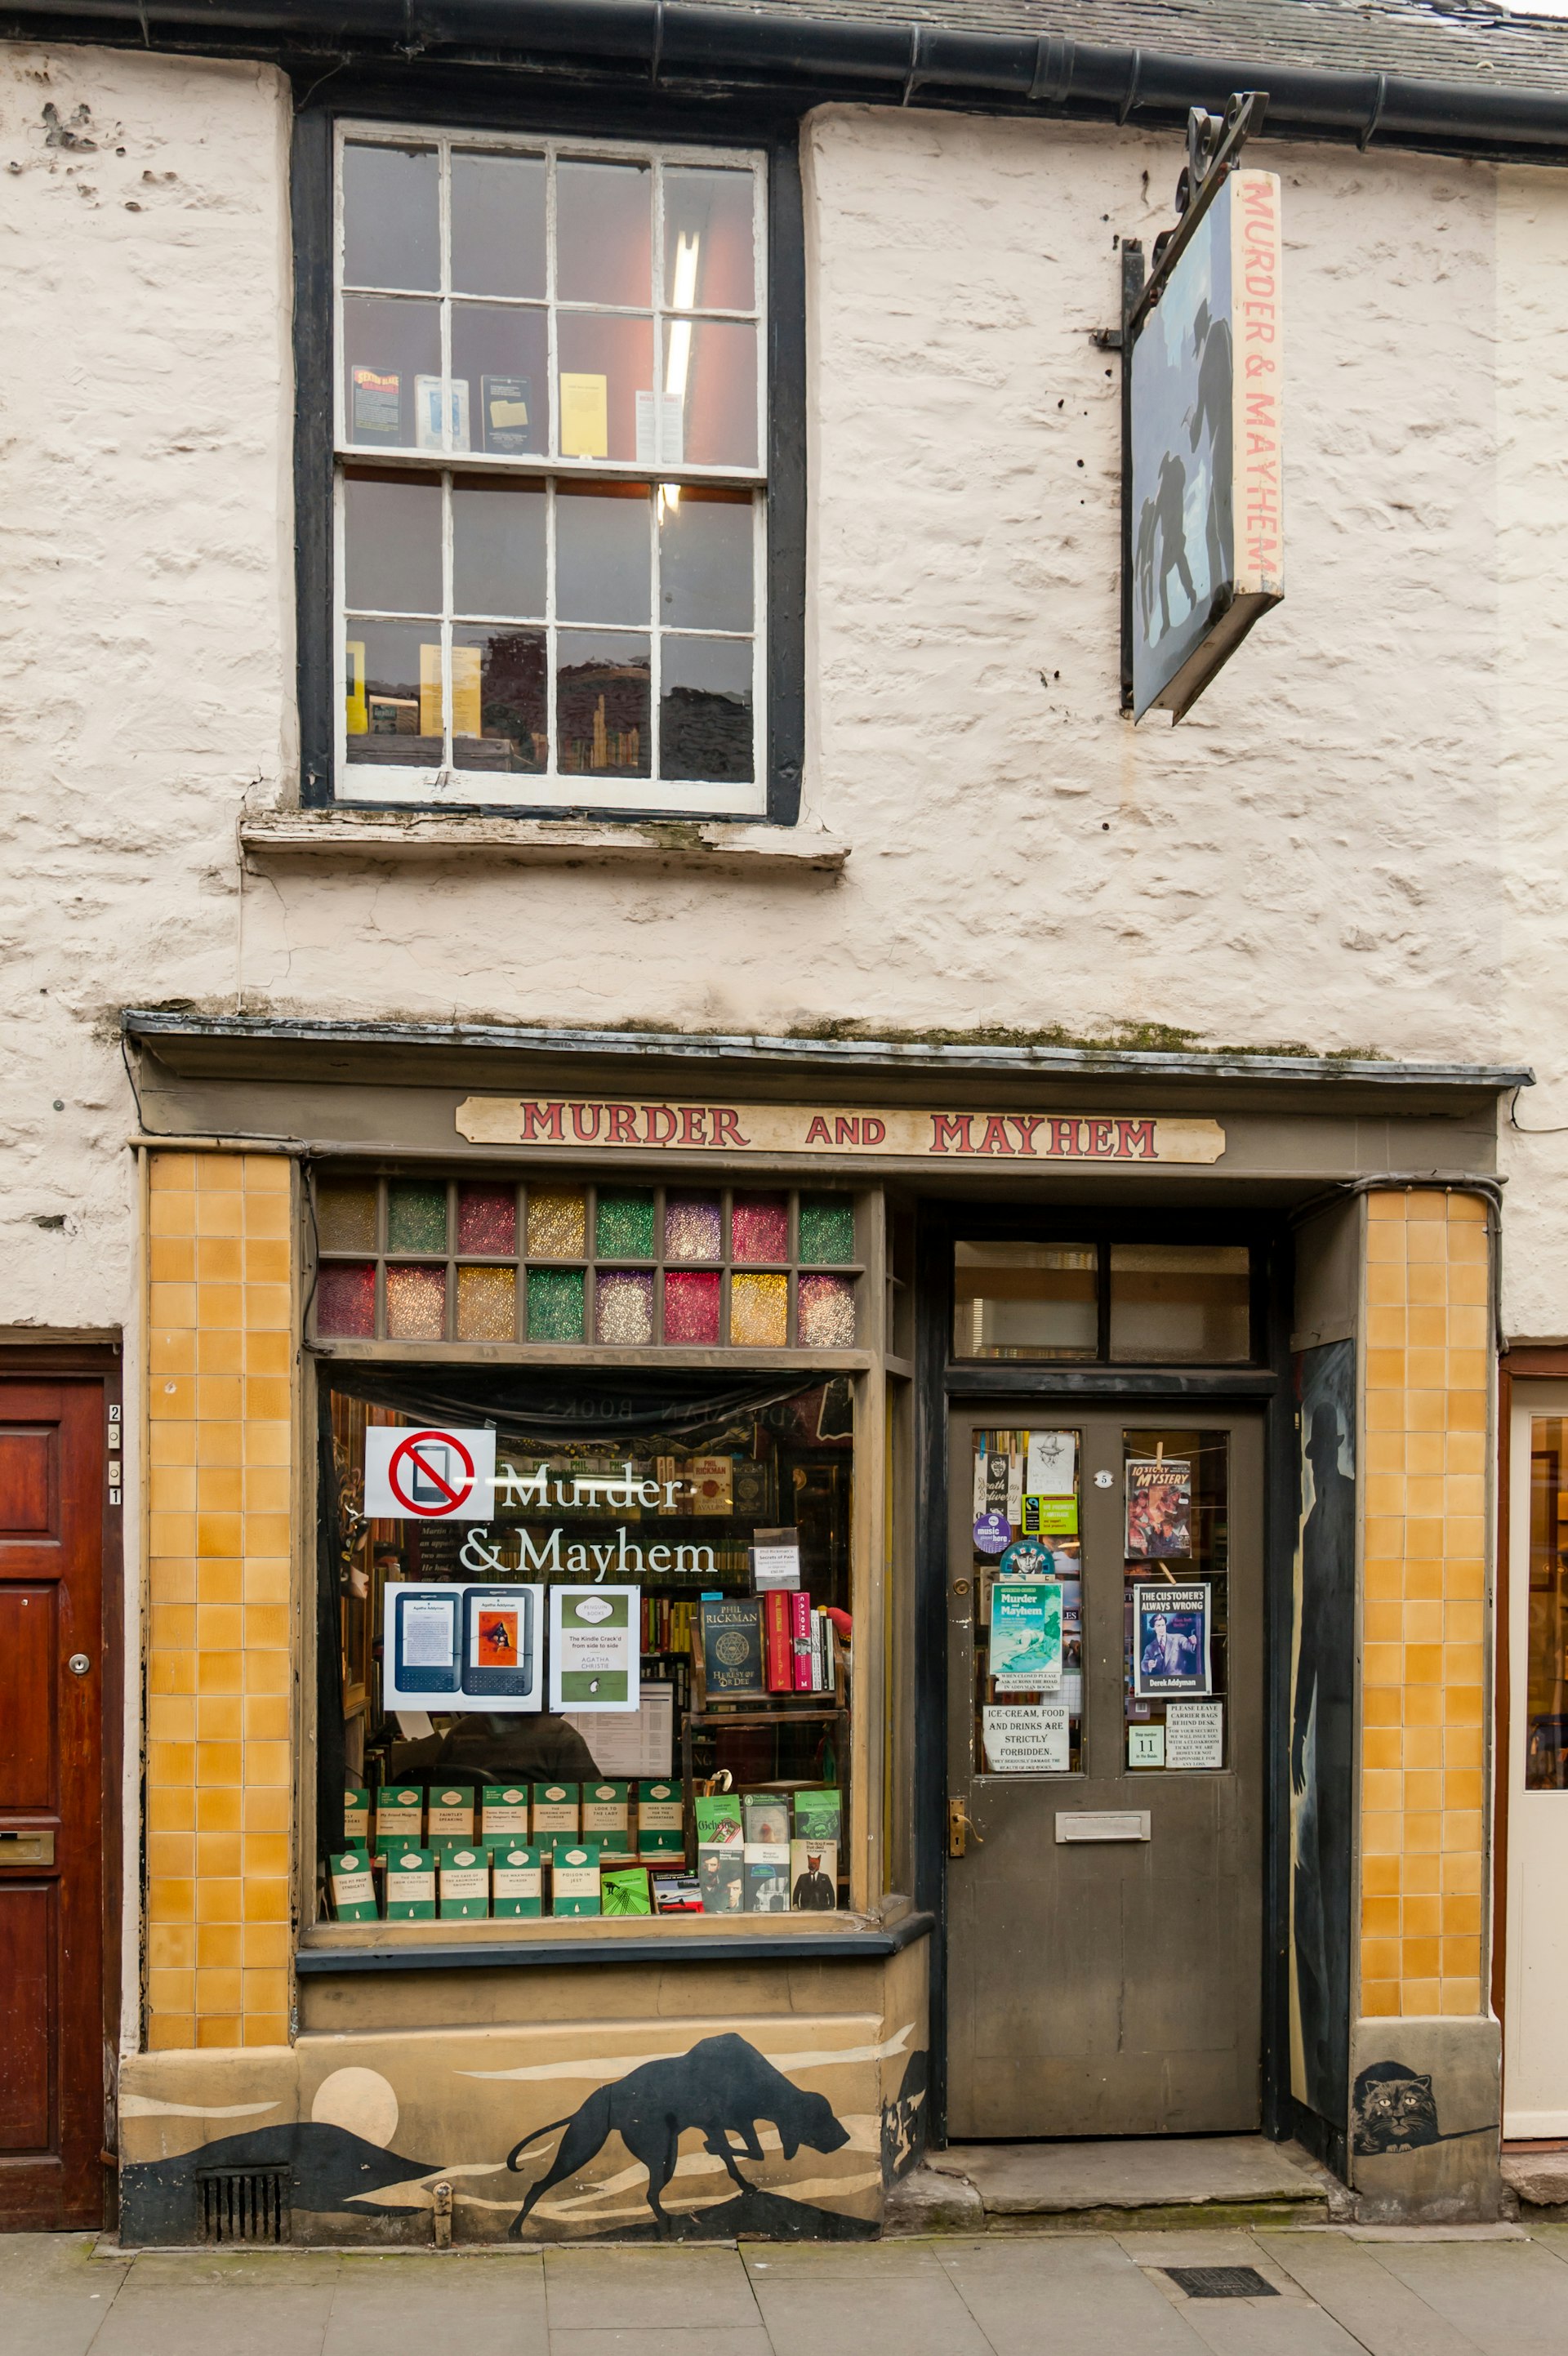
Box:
(240, 811), (848, 875)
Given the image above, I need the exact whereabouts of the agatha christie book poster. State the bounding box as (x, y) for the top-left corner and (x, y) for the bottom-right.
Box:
(1125, 1459), (1192, 1559)
(1129, 169), (1284, 720)
(1133, 1583), (1212, 1699)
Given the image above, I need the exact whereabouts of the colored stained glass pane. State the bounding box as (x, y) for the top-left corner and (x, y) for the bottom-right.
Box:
(317, 1183), (377, 1253)
(528, 1267), (585, 1340)
(730, 1271), (787, 1347)
(799, 1196), (855, 1263)
(527, 1187), (587, 1259)
(663, 1269), (719, 1344)
(596, 1270), (654, 1344)
(595, 1189), (655, 1259)
(457, 1183), (517, 1255)
(799, 1273), (856, 1348)
(665, 1192), (721, 1261)
(386, 1263), (448, 1340)
(457, 1264), (517, 1341)
(317, 1260), (376, 1337)
(731, 1192), (788, 1263)
(387, 1181), (448, 1254)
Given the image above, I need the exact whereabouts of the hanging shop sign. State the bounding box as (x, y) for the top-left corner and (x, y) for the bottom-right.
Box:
(457, 1098), (1225, 1164)
(1124, 93), (1284, 722)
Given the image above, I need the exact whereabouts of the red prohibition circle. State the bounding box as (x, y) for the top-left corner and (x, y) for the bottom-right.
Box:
(387, 1428), (476, 1517)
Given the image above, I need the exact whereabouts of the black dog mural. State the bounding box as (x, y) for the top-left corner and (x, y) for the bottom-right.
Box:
(506, 2031), (851, 2235)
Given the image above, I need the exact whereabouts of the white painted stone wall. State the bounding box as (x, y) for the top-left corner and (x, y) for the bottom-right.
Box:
(0, 44), (293, 1331)
(0, 60), (1561, 1330)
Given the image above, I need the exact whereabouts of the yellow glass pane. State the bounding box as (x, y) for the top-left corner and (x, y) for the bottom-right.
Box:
(456, 1264), (517, 1342)
(317, 1183), (376, 1254)
(730, 1271), (787, 1347)
(526, 1187), (586, 1259)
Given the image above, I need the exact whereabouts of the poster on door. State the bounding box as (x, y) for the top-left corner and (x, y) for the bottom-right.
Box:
(1132, 1583), (1212, 1697)
(1125, 1456), (1192, 1558)
(989, 1579), (1062, 1693)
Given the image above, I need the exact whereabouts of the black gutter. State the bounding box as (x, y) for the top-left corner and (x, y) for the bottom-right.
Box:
(9, 0), (1568, 163)
(120, 1009), (1536, 1093)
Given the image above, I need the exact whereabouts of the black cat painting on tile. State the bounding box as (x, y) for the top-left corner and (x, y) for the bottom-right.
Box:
(1352, 2061), (1441, 2155)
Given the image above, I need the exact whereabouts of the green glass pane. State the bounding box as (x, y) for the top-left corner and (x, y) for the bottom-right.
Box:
(318, 1182), (376, 1253)
(528, 1266), (585, 1341)
(798, 1196), (855, 1264)
(595, 1189), (655, 1260)
(387, 1181), (448, 1254)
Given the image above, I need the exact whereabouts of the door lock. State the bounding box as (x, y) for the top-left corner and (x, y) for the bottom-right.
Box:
(948, 1798), (985, 1858)
(67, 1655), (91, 1677)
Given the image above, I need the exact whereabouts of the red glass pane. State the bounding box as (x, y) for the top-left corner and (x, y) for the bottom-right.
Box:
(457, 1182), (517, 1254)
(731, 1193), (788, 1263)
(663, 1269), (720, 1343)
(318, 1261), (376, 1338)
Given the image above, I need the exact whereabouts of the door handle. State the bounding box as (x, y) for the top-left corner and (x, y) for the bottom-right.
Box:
(948, 1798), (985, 1858)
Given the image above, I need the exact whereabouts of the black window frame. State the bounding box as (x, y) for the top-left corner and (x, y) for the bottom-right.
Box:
(292, 77), (806, 826)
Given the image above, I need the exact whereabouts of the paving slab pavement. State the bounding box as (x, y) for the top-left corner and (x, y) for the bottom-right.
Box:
(5, 2220), (1568, 2356)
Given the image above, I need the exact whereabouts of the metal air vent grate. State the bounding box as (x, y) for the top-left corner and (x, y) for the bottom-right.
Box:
(1165, 2265), (1278, 2300)
(196, 2164), (290, 2244)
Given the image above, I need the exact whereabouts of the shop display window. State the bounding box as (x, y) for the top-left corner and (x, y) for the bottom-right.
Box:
(335, 129), (767, 813)
(313, 1172), (862, 1350)
(318, 1372), (855, 1934)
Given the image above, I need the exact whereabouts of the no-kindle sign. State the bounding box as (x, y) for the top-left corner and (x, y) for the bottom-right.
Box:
(364, 1427), (497, 1521)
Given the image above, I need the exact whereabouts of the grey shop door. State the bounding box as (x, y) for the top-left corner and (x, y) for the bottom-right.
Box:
(945, 1407), (1264, 2139)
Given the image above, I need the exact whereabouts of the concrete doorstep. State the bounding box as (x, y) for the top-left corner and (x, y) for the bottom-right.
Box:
(889, 2135), (1339, 2234)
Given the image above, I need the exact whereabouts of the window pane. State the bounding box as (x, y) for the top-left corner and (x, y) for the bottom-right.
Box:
(663, 167), (755, 311)
(659, 635), (752, 782)
(1109, 1245), (1251, 1363)
(344, 475), (441, 615)
(452, 483), (546, 618)
(953, 1242), (1098, 1361)
(556, 315), (653, 461)
(557, 630), (649, 777)
(452, 305), (548, 456)
(342, 142), (438, 292)
(1529, 1420), (1568, 1789)
(451, 627), (547, 773)
(672, 318), (758, 468)
(343, 296), (439, 449)
(344, 619), (443, 764)
(557, 158), (651, 305)
(451, 150), (546, 299)
(1124, 1427), (1230, 1770)
(557, 485), (651, 625)
(659, 488), (752, 630)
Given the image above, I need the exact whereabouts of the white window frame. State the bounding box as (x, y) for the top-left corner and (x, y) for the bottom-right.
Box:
(332, 121), (769, 817)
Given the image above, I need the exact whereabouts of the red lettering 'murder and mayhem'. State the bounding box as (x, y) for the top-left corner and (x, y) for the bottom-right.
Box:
(517, 1101), (751, 1148)
(929, 1116), (1156, 1160)
(1236, 175), (1283, 580)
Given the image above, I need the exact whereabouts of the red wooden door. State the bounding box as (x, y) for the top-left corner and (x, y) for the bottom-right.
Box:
(0, 1378), (109, 2228)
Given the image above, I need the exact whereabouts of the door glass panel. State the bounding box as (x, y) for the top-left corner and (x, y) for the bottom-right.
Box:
(1109, 1245), (1251, 1362)
(953, 1243), (1097, 1361)
(1123, 1427), (1228, 1770)
(1528, 1418), (1568, 1788)
(969, 1426), (1082, 1774)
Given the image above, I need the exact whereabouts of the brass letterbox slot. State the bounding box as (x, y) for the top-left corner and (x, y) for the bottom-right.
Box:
(0, 1830), (55, 1865)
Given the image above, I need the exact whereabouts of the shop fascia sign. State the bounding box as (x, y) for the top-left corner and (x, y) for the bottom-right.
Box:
(457, 1097), (1224, 1164)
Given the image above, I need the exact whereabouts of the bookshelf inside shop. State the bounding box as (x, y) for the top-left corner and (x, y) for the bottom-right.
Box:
(319, 1365), (856, 1931)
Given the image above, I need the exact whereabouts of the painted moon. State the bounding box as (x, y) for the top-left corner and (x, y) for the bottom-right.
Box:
(311, 2067), (399, 2148)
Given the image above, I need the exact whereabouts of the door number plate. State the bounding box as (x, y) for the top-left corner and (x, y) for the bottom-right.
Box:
(1055, 1810), (1152, 1844)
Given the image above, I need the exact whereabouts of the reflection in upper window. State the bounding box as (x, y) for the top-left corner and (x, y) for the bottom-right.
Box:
(1109, 1245), (1251, 1363)
(953, 1243), (1098, 1361)
(342, 144), (439, 291)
